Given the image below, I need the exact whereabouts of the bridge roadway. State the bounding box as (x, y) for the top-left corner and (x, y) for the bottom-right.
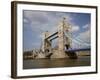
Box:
(65, 48), (90, 52)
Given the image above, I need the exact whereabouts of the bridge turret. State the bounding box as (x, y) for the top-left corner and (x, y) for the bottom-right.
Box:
(42, 31), (52, 57)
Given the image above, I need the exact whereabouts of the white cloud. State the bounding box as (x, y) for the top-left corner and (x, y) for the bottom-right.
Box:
(24, 10), (74, 34)
(82, 23), (90, 29)
(71, 25), (80, 32)
(24, 11), (75, 43)
(78, 30), (90, 43)
(71, 23), (91, 49)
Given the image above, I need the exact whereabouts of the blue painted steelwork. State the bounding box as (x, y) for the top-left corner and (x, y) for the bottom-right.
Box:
(65, 48), (91, 52)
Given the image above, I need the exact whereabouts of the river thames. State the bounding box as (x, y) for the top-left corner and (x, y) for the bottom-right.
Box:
(23, 56), (90, 69)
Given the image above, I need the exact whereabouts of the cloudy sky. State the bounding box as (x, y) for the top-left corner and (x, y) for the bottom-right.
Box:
(23, 10), (91, 51)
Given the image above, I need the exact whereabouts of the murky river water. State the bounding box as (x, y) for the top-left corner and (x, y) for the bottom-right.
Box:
(23, 56), (90, 69)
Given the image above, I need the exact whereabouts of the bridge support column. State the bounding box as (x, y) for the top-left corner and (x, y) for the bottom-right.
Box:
(43, 31), (52, 58)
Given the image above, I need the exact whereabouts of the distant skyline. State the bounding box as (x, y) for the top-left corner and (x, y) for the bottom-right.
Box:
(23, 10), (91, 51)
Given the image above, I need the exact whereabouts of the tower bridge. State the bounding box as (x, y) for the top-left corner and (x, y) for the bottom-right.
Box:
(31, 17), (90, 59)
(42, 17), (90, 59)
(42, 17), (75, 58)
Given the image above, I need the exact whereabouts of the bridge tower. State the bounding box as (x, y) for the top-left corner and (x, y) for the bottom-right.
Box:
(58, 17), (71, 58)
(42, 31), (52, 57)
